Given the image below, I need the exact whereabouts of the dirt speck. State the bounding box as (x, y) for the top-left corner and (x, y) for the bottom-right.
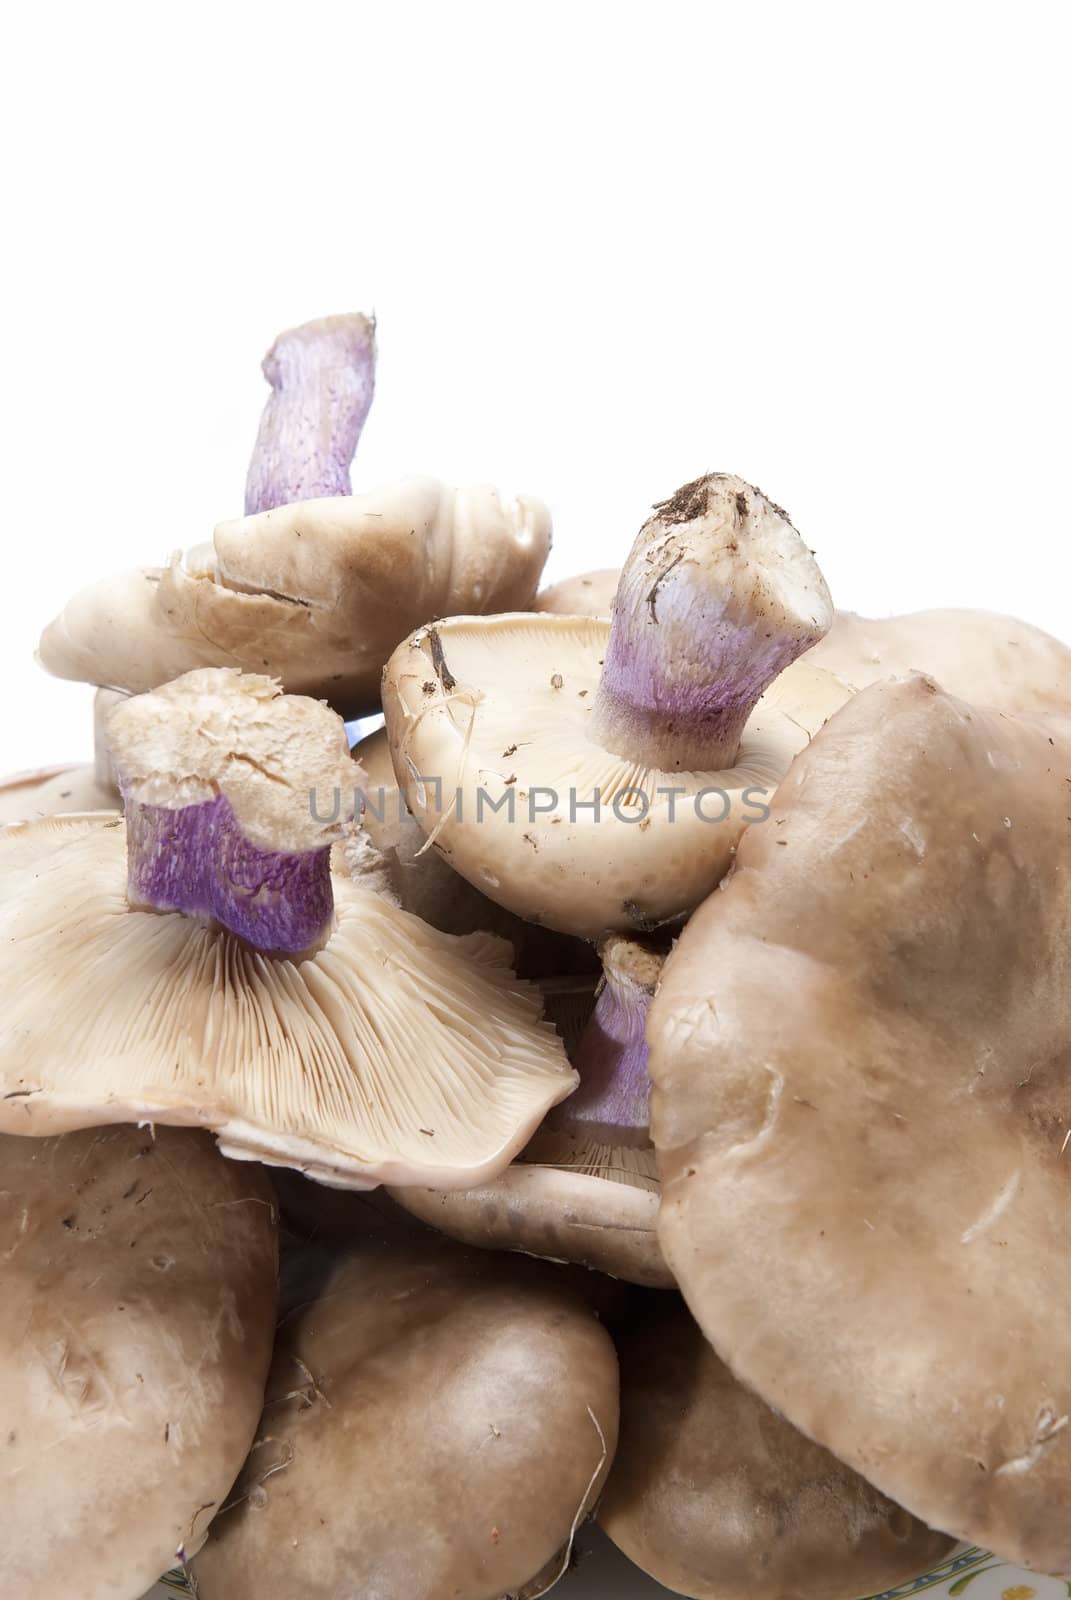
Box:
(652, 474), (714, 525)
(427, 628), (457, 693)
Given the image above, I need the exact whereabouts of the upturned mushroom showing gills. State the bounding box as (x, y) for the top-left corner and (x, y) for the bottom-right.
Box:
(0, 1124), (278, 1600)
(649, 675), (1071, 1573)
(191, 1220), (620, 1600)
(37, 313), (552, 716)
(383, 473), (848, 940)
(599, 1294), (954, 1600)
(808, 607), (1071, 716)
(0, 668), (576, 1188)
(393, 935), (673, 1286)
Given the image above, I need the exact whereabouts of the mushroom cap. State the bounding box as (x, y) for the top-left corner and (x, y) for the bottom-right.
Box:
(382, 613), (849, 939)
(0, 813), (576, 1189)
(191, 1226), (620, 1600)
(38, 479), (552, 716)
(391, 1158), (671, 1288)
(354, 726), (599, 978)
(0, 762), (118, 824)
(0, 687), (125, 825)
(810, 608), (1071, 716)
(599, 1294), (954, 1600)
(0, 1124), (277, 1600)
(535, 568), (620, 617)
(649, 676), (1071, 1572)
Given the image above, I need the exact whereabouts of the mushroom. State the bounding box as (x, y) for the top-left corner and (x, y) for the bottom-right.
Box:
(191, 1216), (620, 1600)
(535, 567), (619, 616)
(354, 725), (599, 978)
(598, 1293), (954, 1600)
(0, 668), (575, 1189)
(38, 314), (552, 715)
(648, 674), (1071, 1572)
(0, 1123), (278, 1600)
(382, 472), (847, 940)
(809, 608), (1071, 716)
(0, 688), (124, 824)
(392, 935), (674, 1287)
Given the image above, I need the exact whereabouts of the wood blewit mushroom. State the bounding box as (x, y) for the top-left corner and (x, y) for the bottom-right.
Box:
(383, 471), (845, 939)
(0, 667), (576, 1188)
(589, 473), (834, 772)
(37, 315), (551, 716)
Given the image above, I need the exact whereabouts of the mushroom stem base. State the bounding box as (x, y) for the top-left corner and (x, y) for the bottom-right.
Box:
(125, 794), (334, 956)
(587, 680), (747, 773)
(546, 976), (654, 1147)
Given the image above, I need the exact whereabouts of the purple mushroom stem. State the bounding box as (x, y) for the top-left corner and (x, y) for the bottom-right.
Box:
(244, 313), (377, 515)
(588, 473), (833, 772)
(124, 792), (334, 957)
(549, 943), (661, 1148)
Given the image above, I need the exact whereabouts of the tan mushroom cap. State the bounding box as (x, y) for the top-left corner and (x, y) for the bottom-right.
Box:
(0, 761), (116, 824)
(535, 567), (619, 616)
(0, 1124), (277, 1600)
(599, 1294), (954, 1600)
(0, 813), (576, 1189)
(392, 1155), (670, 1289)
(810, 608), (1071, 716)
(649, 676), (1071, 1572)
(37, 479), (552, 715)
(0, 689), (125, 826)
(382, 614), (849, 940)
(191, 1225), (620, 1600)
(354, 726), (598, 978)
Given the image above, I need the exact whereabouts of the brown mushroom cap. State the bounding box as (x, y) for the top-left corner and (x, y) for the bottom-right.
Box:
(599, 1294), (954, 1600)
(0, 1124), (277, 1599)
(809, 608), (1071, 716)
(649, 676), (1071, 1572)
(534, 568), (619, 616)
(37, 480), (551, 716)
(191, 1223), (620, 1600)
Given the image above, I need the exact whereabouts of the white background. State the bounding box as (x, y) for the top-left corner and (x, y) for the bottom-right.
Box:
(5, 5), (1069, 1597)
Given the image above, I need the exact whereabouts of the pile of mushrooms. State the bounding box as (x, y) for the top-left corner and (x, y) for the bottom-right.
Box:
(3, 310), (1070, 1600)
